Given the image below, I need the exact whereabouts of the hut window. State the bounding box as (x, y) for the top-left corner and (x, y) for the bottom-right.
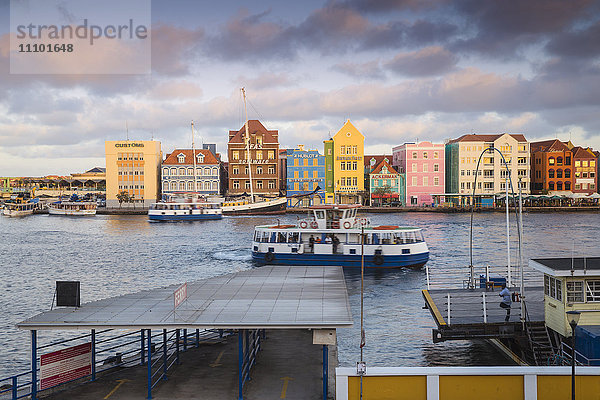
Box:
(545, 276), (562, 301)
(585, 280), (600, 302)
(567, 281), (584, 303)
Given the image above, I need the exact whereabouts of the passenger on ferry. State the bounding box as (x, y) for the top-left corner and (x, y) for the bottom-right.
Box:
(332, 236), (339, 253)
(324, 235), (332, 244)
(309, 235), (315, 250)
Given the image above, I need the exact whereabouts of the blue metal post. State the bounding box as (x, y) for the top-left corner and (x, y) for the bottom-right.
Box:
(245, 330), (250, 381)
(238, 330), (244, 400)
(12, 376), (17, 400)
(141, 330), (145, 365)
(176, 329), (180, 365)
(323, 345), (328, 400)
(196, 329), (200, 347)
(162, 329), (167, 380)
(147, 329), (152, 400)
(183, 329), (187, 351)
(31, 330), (37, 400)
(91, 329), (96, 381)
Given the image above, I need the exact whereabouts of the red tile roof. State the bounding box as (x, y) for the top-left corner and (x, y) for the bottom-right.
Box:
(448, 133), (527, 143)
(571, 146), (598, 159)
(228, 120), (278, 144)
(371, 158), (398, 175)
(530, 139), (571, 153)
(162, 149), (219, 165)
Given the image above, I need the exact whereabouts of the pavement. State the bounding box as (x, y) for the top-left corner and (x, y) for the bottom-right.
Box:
(42, 329), (326, 400)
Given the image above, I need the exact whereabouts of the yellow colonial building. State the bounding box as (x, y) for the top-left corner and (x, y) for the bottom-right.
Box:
(105, 141), (162, 208)
(331, 120), (365, 204)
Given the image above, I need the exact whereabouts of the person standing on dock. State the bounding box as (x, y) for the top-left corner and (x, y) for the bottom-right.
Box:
(499, 284), (511, 322)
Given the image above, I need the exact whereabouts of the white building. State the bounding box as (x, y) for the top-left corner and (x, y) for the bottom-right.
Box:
(446, 133), (530, 195)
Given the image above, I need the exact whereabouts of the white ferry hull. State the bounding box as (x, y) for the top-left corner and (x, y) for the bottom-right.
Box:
(48, 208), (96, 216)
(2, 208), (34, 217)
(251, 250), (429, 269)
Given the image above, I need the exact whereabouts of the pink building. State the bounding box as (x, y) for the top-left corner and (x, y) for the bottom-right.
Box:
(392, 142), (445, 206)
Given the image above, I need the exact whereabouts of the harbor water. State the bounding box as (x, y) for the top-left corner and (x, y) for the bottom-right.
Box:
(0, 211), (599, 377)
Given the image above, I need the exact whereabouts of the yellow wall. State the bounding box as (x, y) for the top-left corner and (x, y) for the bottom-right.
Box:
(105, 141), (162, 207)
(537, 375), (600, 399)
(348, 376), (426, 400)
(332, 120), (364, 203)
(347, 375), (600, 400)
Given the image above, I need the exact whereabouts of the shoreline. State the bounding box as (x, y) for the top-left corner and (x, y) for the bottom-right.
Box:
(31, 206), (600, 215)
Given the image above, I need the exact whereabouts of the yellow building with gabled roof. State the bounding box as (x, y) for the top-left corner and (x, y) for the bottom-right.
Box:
(332, 120), (364, 204)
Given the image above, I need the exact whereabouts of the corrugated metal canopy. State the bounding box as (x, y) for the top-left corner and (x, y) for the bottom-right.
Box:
(17, 266), (353, 330)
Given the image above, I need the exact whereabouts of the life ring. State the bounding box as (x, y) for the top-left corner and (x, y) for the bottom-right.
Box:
(300, 221), (308, 229)
(343, 221), (352, 229)
(265, 251), (275, 263)
(331, 221), (340, 229)
(373, 253), (384, 265)
(310, 221), (318, 229)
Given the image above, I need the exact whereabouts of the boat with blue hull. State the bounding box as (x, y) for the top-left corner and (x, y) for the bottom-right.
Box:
(252, 204), (429, 269)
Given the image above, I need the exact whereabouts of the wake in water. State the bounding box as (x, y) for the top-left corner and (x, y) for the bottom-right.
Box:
(212, 249), (253, 262)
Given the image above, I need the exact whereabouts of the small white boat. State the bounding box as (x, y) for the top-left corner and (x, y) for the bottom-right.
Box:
(222, 197), (287, 215)
(252, 204), (429, 269)
(148, 201), (222, 221)
(48, 201), (97, 216)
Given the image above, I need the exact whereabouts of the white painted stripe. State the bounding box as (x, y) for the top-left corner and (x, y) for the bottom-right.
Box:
(335, 370), (348, 400)
(524, 374), (537, 400)
(335, 366), (600, 376)
(426, 375), (439, 400)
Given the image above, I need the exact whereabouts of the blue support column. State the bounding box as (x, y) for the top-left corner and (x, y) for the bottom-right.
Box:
(196, 329), (200, 347)
(238, 330), (244, 400)
(162, 329), (167, 380)
(12, 376), (17, 399)
(91, 329), (96, 382)
(147, 329), (152, 400)
(31, 330), (37, 400)
(183, 329), (187, 351)
(322, 345), (328, 400)
(176, 329), (180, 365)
(141, 330), (145, 365)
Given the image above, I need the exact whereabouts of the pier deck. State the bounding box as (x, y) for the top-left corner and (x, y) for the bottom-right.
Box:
(423, 286), (544, 342)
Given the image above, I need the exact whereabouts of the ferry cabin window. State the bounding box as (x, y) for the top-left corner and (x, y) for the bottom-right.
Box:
(567, 281), (584, 303)
(586, 280), (600, 302)
(544, 276), (562, 301)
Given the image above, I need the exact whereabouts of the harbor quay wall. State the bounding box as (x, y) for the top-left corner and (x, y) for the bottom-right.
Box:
(336, 366), (600, 400)
(286, 206), (600, 214)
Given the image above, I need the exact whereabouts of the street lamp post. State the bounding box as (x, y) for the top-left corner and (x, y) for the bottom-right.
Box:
(566, 310), (581, 400)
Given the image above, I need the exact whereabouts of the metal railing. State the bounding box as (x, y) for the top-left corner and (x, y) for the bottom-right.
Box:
(0, 328), (229, 400)
(425, 263), (542, 291)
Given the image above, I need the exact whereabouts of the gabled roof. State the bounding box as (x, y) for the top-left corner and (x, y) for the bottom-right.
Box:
(531, 139), (571, 153)
(86, 167), (106, 173)
(162, 149), (219, 165)
(448, 133), (527, 144)
(371, 159), (398, 175)
(571, 146), (598, 159)
(333, 120), (365, 140)
(228, 120), (278, 143)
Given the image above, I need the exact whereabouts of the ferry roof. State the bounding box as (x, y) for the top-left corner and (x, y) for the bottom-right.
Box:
(530, 257), (600, 277)
(17, 266), (353, 330)
(308, 204), (361, 210)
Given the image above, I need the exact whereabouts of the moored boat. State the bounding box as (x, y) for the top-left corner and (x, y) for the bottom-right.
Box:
(1, 192), (40, 217)
(48, 201), (97, 216)
(222, 197), (287, 215)
(251, 204), (429, 268)
(148, 194), (222, 221)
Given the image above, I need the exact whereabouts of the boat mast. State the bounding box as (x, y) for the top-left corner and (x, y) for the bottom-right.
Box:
(242, 88), (255, 203)
(191, 121), (198, 194)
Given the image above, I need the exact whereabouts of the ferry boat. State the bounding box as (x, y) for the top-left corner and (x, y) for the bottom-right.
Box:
(148, 193), (222, 221)
(48, 201), (97, 216)
(1, 192), (40, 217)
(251, 205), (429, 268)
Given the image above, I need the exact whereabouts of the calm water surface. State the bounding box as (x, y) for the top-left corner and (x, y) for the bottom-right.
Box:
(0, 211), (599, 376)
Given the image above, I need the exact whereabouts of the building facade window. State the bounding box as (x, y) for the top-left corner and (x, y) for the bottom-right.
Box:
(268, 166), (275, 174)
(233, 180), (240, 189)
(544, 275), (562, 301)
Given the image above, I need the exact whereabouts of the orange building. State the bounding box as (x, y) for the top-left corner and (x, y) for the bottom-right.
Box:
(570, 146), (598, 194)
(530, 140), (573, 193)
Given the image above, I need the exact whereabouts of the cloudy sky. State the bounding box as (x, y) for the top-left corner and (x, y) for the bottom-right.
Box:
(1, 0), (600, 176)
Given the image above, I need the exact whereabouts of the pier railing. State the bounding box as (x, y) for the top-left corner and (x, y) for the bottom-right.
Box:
(425, 263), (542, 291)
(0, 328), (230, 400)
(557, 342), (600, 367)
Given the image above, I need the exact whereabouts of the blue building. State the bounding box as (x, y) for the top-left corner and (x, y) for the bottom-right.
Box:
(286, 145), (325, 207)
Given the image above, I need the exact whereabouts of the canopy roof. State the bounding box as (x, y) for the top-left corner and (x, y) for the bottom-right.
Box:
(17, 266), (353, 331)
